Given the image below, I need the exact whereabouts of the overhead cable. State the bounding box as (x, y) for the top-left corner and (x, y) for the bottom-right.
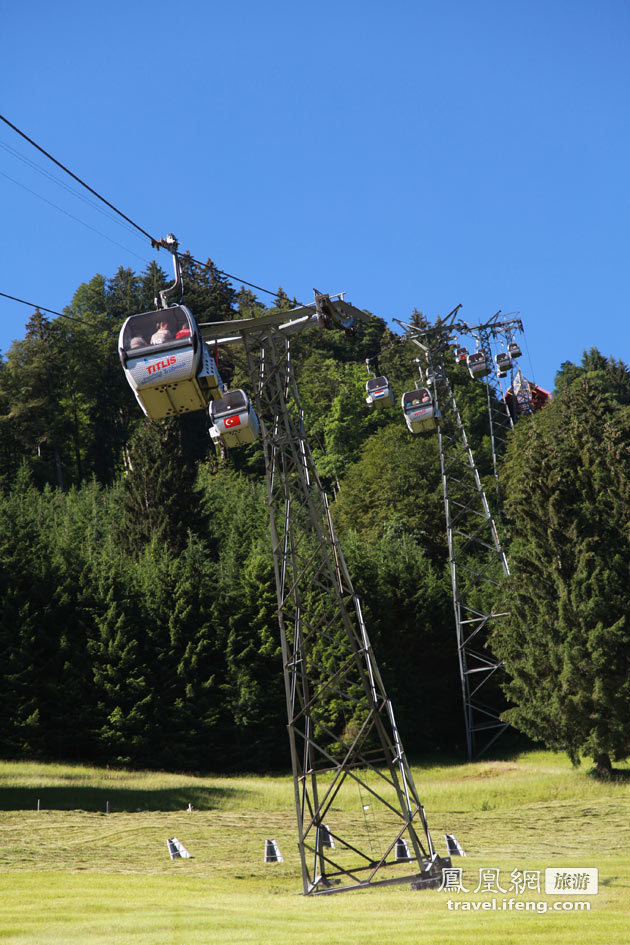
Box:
(180, 254), (288, 302)
(0, 112), (296, 305)
(0, 169), (149, 263)
(0, 113), (160, 246)
(0, 291), (86, 325)
(0, 138), (143, 241)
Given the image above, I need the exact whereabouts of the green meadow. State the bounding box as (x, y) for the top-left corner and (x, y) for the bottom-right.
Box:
(0, 751), (628, 944)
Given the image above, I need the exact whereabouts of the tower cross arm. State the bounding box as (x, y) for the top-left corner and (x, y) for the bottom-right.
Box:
(199, 292), (371, 348)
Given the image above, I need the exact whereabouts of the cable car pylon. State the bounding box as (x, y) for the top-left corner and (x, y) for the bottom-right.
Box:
(201, 293), (449, 894)
(457, 313), (525, 512)
(396, 310), (511, 761)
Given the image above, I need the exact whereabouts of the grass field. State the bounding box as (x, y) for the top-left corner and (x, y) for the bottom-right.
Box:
(0, 751), (628, 944)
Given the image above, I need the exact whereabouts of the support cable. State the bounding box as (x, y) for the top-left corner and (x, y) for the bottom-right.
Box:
(0, 113), (159, 246)
(0, 291), (86, 325)
(0, 168), (149, 263)
(0, 138), (145, 240)
(0, 112), (304, 307)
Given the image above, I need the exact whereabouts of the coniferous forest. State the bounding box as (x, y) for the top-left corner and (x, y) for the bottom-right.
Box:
(0, 257), (628, 775)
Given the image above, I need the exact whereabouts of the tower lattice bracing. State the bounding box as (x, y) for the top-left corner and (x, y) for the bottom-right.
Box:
(397, 314), (511, 760)
(458, 315), (524, 501)
(204, 306), (447, 894)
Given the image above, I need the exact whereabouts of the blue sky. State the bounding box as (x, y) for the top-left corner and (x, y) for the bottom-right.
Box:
(2, 0), (628, 394)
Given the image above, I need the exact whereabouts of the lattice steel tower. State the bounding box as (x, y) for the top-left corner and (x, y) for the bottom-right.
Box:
(396, 310), (511, 760)
(458, 314), (525, 505)
(202, 297), (448, 895)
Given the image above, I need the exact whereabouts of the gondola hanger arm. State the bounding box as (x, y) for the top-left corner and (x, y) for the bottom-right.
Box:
(157, 234), (183, 309)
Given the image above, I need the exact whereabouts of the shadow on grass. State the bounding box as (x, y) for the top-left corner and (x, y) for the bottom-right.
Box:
(409, 734), (537, 770)
(587, 767), (630, 783)
(0, 784), (243, 813)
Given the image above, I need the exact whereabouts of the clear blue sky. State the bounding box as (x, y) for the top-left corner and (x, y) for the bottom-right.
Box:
(2, 0), (628, 394)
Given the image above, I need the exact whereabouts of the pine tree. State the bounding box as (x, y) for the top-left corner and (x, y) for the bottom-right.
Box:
(236, 287), (263, 316)
(89, 564), (153, 765)
(118, 419), (203, 555)
(106, 267), (142, 320)
(332, 423), (445, 564)
(342, 530), (459, 753)
(274, 287), (292, 310)
(0, 356), (21, 489)
(197, 467), (286, 767)
(222, 537), (286, 768)
(0, 312), (72, 489)
(139, 261), (169, 312)
(178, 254), (236, 323)
(165, 535), (226, 769)
(61, 274), (140, 484)
(0, 472), (98, 759)
(494, 367), (630, 773)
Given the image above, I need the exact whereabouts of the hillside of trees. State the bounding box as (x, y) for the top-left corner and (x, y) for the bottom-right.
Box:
(0, 259), (628, 774)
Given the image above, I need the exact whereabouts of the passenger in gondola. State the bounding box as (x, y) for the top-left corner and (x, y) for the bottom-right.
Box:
(129, 333), (146, 349)
(150, 317), (174, 345)
(175, 321), (192, 339)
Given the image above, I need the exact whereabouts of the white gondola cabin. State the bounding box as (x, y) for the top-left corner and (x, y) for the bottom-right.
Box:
(365, 376), (394, 409)
(209, 389), (259, 448)
(426, 364), (445, 384)
(466, 351), (490, 379)
(507, 341), (522, 360)
(401, 388), (438, 433)
(454, 346), (469, 364)
(119, 305), (223, 419)
(495, 352), (512, 377)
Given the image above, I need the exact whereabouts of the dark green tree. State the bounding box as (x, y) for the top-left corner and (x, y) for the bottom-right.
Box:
(118, 419), (203, 555)
(298, 357), (385, 491)
(236, 287), (264, 316)
(0, 311), (72, 489)
(274, 287), (293, 310)
(165, 535), (226, 769)
(222, 537), (286, 768)
(106, 266), (142, 320)
(63, 273), (140, 483)
(178, 254), (236, 323)
(332, 423), (445, 564)
(0, 355), (21, 490)
(197, 466), (287, 767)
(139, 261), (170, 312)
(88, 548), (150, 765)
(555, 347), (630, 405)
(494, 367), (630, 774)
(0, 470), (98, 759)
(342, 530), (459, 753)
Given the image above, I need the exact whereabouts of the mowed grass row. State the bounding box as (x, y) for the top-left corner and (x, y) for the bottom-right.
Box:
(2, 750), (628, 813)
(0, 751), (628, 944)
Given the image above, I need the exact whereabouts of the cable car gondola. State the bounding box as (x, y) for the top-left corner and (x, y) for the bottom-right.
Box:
(425, 364), (445, 384)
(466, 351), (490, 379)
(507, 341), (522, 360)
(401, 388), (438, 434)
(454, 346), (469, 364)
(209, 389), (259, 448)
(494, 352), (512, 377)
(365, 376), (395, 409)
(119, 304), (223, 420)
